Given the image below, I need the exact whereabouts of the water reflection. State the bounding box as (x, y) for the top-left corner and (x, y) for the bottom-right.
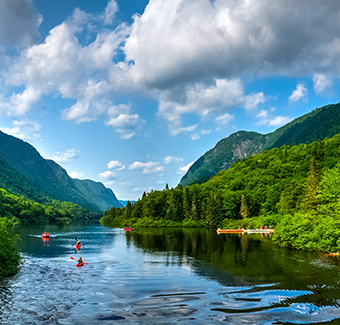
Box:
(125, 228), (340, 317)
(1, 224), (340, 324)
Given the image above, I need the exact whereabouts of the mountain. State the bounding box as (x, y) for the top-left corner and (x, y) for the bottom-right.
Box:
(0, 130), (122, 212)
(180, 102), (340, 187)
(119, 200), (136, 207)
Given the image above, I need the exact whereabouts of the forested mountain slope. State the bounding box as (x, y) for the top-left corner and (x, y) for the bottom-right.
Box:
(101, 132), (340, 252)
(180, 102), (340, 186)
(0, 130), (122, 212)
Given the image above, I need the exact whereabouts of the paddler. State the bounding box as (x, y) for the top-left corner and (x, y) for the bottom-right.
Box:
(77, 256), (83, 264)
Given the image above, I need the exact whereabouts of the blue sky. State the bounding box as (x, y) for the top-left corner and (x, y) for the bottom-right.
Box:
(0, 0), (340, 201)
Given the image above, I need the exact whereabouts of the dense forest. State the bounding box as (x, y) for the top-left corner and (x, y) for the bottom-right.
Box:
(0, 188), (101, 225)
(180, 102), (340, 187)
(101, 133), (340, 253)
(0, 217), (21, 279)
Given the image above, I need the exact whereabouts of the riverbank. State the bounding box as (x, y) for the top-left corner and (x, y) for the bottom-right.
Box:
(0, 218), (21, 279)
(101, 212), (340, 254)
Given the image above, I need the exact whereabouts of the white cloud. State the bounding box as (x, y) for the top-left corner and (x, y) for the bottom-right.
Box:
(106, 113), (145, 131)
(215, 113), (234, 131)
(1, 7), (130, 122)
(125, 0), (340, 87)
(99, 170), (115, 179)
(105, 104), (146, 138)
(178, 161), (195, 174)
(158, 79), (265, 136)
(107, 160), (125, 170)
(288, 84), (308, 103)
(169, 124), (198, 137)
(51, 148), (81, 163)
(0, 119), (42, 141)
(163, 156), (184, 165)
(69, 171), (83, 178)
(103, 0), (118, 25)
(129, 161), (164, 174)
(2, 0), (340, 139)
(255, 109), (291, 127)
(313, 74), (333, 94)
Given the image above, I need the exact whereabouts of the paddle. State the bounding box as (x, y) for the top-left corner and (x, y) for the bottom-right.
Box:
(75, 238), (85, 245)
(70, 256), (89, 265)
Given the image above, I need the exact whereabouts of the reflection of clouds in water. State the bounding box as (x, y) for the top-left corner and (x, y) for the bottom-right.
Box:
(5, 225), (340, 324)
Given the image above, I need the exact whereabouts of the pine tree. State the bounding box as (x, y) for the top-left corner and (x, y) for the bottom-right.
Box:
(240, 193), (249, 219)
(301, 148), (321, 214)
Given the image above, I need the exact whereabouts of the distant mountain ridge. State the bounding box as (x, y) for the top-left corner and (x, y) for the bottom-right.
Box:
(180, 102), (340, 187)
(0, 130), (122, 212)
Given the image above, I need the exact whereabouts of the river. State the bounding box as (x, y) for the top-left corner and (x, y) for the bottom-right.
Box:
(1, 222), (340, 324)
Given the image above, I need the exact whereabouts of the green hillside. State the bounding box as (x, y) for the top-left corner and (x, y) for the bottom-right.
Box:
(0, 130), (122, 212)
(0, 188), (99, 224)
(180, 103), (340, 187)
(101, 132), (340, 253)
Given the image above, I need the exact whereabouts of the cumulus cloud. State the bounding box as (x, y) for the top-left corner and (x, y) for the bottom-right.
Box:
(0, 119), (42, 140)
(105, 104), (146, 139)
(99, 170), (115, 179)
(129, 161), (164, 174)
(163, 156), (184, 165)
(158, 79), (265, 136)
(288, 84), (308, 103)
(107, 160), (125, 170)
(2, 0), (340, 139)
(125, 0), (340, 87)
(51, 148), (81, 163)
(2, 7), (130, 121)
(255, 109), (291, 127)
(69, 171), (83, 178)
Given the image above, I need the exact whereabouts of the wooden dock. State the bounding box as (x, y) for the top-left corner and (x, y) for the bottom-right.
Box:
(217, 228), (274, 234)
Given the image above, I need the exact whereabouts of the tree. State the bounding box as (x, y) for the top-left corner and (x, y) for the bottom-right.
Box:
(301, 151), (322, 214)
(240, 193), (249, 219)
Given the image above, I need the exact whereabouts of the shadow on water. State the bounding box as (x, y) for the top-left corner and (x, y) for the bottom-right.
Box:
(1, 224), (340, 324)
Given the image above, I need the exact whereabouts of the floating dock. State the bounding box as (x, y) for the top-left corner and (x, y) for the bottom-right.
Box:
(217, 228), (274, 234)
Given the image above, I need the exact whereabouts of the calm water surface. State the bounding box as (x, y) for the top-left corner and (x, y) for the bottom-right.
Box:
(1, 222), (340, 324)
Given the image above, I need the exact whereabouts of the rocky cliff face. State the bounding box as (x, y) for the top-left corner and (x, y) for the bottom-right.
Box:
(180, 103), (340, 187)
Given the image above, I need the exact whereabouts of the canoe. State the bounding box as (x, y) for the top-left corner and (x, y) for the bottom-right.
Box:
(217, 229), (244, 234)
(217, 228), (274, 234)
(76, 244), (81, 250)
(76, 262), (84, 267)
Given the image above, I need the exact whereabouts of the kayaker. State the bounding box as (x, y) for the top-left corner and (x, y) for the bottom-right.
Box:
(76, 241), (81, 246)
(77, 256), (83, 264)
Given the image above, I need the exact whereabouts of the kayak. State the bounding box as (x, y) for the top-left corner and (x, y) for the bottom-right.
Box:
(76, 262), (84, 267)
(42, 233), (50, 238)
(76, 244), (81, 250)
(124, 228), (132, 231)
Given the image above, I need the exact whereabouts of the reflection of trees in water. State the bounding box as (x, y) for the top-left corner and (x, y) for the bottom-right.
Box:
(125, 228), (340, 298)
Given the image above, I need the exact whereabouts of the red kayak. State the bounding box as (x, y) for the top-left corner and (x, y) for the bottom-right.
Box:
(76, 262), (84, 267)
(42, 233), (50, 238)
(124, 228), (132, 231)
(76, 244), (81, 250)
